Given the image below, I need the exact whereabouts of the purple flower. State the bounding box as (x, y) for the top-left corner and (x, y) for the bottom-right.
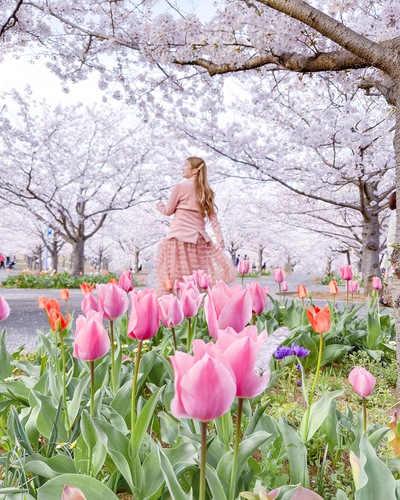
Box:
(297, 380), (302, 387)
(274, 346), (293, 360)
(291, 344), (311, 358)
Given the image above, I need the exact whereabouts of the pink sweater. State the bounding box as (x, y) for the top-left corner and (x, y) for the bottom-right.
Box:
(156, 179), (223, 245)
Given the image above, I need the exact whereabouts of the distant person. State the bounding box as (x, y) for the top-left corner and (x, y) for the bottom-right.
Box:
(0, 253), (4, 269)
(156, 156), (236, 293)
(235, 254), (240, 266)
(5, 255), (10, 267)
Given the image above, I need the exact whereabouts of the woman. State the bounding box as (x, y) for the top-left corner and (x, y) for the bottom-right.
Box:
(156, 157), (236, 293)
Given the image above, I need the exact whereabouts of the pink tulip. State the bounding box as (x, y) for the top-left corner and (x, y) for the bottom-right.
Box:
(128, 290), (160, 340)
(263, 285), (270, 296)
(73, 311), (110, 361)
(267, 486), (323, 499)
(0, 297), (10, 321)
(348, 366), (376, 398)
(216, 326), (269, 398)
(372, 277), (382, 291)
(273, 268), (285, 283)
(118, 270), (134, 292)
(339, 265), (353, 281)
(191, 269), (212, 289)
(169, 339), (236, 421)
(281, 281), (289, 292)
(237, 259), (250, 275)
(246, 282), (268, 314)
(96, 283), (129, 320)
(81, 293), (100, 316)
(347, 280), (359, 294)
(159, 294), (184, 327)
(62, 485), (87, 500)
(180, 285), (204, 318)
(204, 283), (252, 339)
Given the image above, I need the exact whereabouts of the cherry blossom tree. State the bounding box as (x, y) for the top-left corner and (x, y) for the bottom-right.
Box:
(0, 93), (161, 275)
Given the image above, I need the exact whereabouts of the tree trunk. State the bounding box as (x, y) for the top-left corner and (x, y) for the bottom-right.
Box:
(71, 238), (85, 275)
(361, 213), (380, 295)
(256, 246), (263, 273)
(51, 238), (59, 273)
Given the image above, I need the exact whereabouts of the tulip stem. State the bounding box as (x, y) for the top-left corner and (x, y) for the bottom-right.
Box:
(200, 421), (207, 500)
(59, 331), (70, 430)
(362, 397), (367, 434)
(131, 340), (142, 431)
(171, 326), (177, 351)
(252, 313), (256, 326)
(110, 320), (115, 393)
(90, 360), (95, 417)
(229, 399), (243, 500)
(346, 282), (349, 312)
(279, 283), (282, 303)
(304, 332), (324, 440)
(241, 274), (244, 286)
(187, 317), (194, 352)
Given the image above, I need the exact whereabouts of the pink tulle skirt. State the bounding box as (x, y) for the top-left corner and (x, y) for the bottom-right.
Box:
(156, 236), (236, 292)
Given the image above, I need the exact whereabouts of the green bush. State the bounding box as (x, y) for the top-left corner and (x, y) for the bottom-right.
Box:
(1, 271), (121, 289)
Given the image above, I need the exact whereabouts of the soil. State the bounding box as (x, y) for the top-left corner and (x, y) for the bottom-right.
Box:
(282, 291), (369, 302)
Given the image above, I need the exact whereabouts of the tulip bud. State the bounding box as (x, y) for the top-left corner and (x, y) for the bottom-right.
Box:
(328, 280), (338, 295)
(297, 285), (307, 299)
(372, 276), (382, 291)
(348, 366), (376, 398)
(62, 485), (87, 500)
(347, 280), (359, 295)
(60, 289), (70, 301)
(339, 265), (353, 281)
(237, 259), (250, 275)
(281, 281), (289, 292)
(273, 268), (285, 283)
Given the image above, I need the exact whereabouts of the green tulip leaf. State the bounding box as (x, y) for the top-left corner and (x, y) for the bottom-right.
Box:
(157, 448), (193, 500)
(278, 418), (310, 488)
(300, 390), (344, 442)
(24, 454), (76, 479)
(355, 435), (397, 499)
(37, 473), (118, 499)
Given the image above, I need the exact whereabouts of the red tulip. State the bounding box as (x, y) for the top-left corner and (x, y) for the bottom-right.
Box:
(297, 285), (307, 299)
(163, 279), (173, 292)
(60, 289), (70, 301)
(347, 280), (359, 294)
(281, 281), (289, 292)
(0, 296), (10, 321)
(372, 277), (382, 291)
(128, 290), (160, 340)
(349, 366), (376, 398)
(237, 259), (250, 275)
(96, 283), (129, 320)
(73, 311), (110, 361)
(48, 309), (70, 333)
(204, 283), (253, 339)
(169, 339), (236, 421)
(80, 282), (95, 295)
(273, 268), (285, 283)
(118, 270), (134, 292)
(246, 282), (268, 314)
(339, 265), (353, 281)
(306, 305), (330, 334)
(328, 280), (338, 295)
(159, 293), (184, 327)
(216, 326), (269, 398)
